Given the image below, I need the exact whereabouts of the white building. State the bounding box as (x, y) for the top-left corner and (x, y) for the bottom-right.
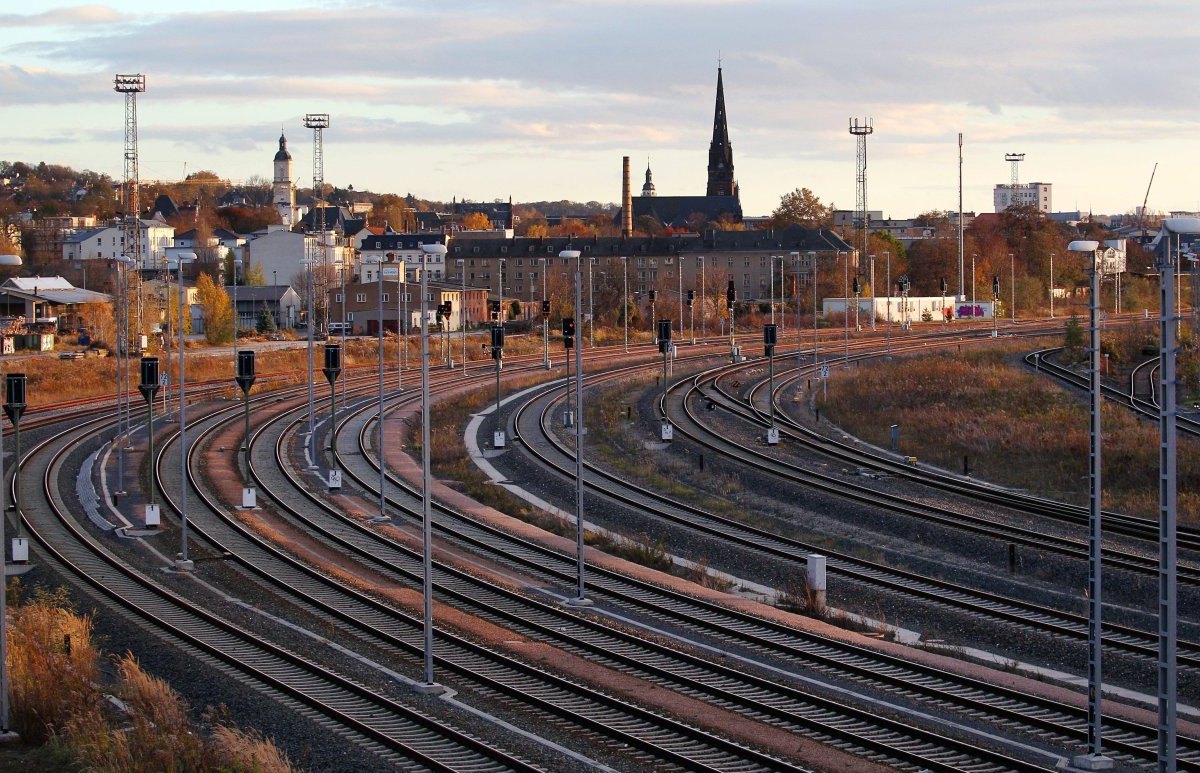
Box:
(824, 295), (998, 322)
(62, 219), (175, 271)
(993, 182), (1052, 214)
(272, 132), (303, 228)
(238, 227), (351, 289)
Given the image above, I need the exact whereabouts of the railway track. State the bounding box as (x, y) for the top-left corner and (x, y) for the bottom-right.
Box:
(16, 403), (539, 772)
(259, 355), (1196, 767)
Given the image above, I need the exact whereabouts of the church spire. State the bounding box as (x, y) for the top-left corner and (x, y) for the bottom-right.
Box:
(706, 66), (735, 198)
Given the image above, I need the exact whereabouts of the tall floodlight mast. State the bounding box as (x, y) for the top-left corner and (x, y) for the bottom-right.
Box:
(304, 113), (330, 335)
(849, 118), (874, 275)
(113, 74), (145, 509)
(1005, 152), (1025, 187)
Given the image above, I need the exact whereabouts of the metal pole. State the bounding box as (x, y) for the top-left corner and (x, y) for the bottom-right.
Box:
(1088, 252), (1104, 760)
(557, 249), (589, 606)
(177, 257), (191, 569)
(812, 251), (819, 362)
(403, 267), (409, 383)
(699, 256), (706, 342)
(340, 263), (347, 410)
(679, 257), (685, 337)
(886, 251), (892, 357)
(778, 256), (785, 340)
(0, 403), (7, 737)
(770, 256), (775, 326)
(306, 252), (315, 466)
(1158, 230), (1179, 772)
(377, 261), (385, 519)
(1050, 252), (1055, 318)
(588, 260), (594, 349)
(623, 257), (629, 353)
(419, 246), (438, 689)
(869, 254), (876, 331)
(463, 258), (469, 373)
(542, 257), (549, 366)
(843, 252), (850, 362)
(1010, 252), (1016, 322)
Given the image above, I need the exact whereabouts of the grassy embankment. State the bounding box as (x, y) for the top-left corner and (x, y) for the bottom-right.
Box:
(2, 584), (295, 772)
(817, 340), (1199, 524)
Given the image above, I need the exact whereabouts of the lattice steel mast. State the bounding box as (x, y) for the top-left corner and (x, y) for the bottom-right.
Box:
(849, 118), (873, 276)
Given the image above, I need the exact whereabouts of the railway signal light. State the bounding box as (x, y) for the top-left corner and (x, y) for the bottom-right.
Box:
(490, 324), (504, 359)
(562, 318), (575, 337)
(322, 343), (341, 385)
(764, 323), (777, 356)
(940, 276), (947, 295)
(490, 299), (501, 319)
(657, 319), (672, 353)
(992, 275), (1000, 298)
(541, 299), (550, 315)
(726, 280), (735, 309)
(686, 289), (694, 307)
(852, 277), (860, 295)
(648, 289), (656, 302)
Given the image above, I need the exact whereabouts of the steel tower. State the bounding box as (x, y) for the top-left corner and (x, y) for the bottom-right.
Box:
(849, 118), (873, 275)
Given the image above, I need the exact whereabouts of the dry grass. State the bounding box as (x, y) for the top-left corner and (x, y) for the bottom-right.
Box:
(6, 582), (295, 772)
(818, 342), (1200, 524)
(7, 585), (102, 745)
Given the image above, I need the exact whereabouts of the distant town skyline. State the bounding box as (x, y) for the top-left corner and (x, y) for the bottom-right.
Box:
(2, 1), (1198, 218)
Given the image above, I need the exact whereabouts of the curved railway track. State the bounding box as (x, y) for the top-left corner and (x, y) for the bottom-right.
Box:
(277, 353), (1198, 767)
(16, 400), (539, 772)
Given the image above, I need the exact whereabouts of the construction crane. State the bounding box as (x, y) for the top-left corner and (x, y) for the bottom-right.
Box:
(1136, 163), (1157, 243)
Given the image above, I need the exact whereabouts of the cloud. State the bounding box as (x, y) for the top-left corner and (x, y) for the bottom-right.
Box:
(0, 5), (127, 27)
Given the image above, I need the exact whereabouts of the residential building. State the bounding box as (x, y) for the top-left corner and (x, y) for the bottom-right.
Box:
(993, 182), (1052, 213)
(62, 219), (175, 271)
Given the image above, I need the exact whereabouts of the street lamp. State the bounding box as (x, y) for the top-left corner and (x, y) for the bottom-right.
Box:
(559, 248), (590, 607)
(171, 251), (196, 571)
(1067, 239), (1109, 771)
(417, 242), (447, 692)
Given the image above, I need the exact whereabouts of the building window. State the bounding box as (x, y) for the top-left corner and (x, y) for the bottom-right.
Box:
(347, 312), (354, 322)
(382, 293), (390, 304)
(335, 293), (344, 303)
(355, 293), (366, 303)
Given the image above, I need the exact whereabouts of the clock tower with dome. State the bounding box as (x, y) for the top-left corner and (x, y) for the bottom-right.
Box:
(272, 131), (300, 227)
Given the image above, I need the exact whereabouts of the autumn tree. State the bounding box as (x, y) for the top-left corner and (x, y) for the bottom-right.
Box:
(770, 188), (833, 229)
(372, 194), (414, 231)
(196, 272), (233, 345)
(460, 212), (492, 230)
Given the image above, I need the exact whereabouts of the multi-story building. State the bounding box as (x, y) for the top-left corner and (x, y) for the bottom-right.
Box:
(993, 182), (1052, 213)
(61, 219), (175, 271)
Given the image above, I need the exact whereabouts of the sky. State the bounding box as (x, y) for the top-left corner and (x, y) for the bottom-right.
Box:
(2, 0), (1198, 219)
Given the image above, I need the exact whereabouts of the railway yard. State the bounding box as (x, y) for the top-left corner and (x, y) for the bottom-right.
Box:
(3, 316), (1198, 771)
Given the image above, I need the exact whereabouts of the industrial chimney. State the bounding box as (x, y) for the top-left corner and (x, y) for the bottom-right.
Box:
(622, 156), (633, 238)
